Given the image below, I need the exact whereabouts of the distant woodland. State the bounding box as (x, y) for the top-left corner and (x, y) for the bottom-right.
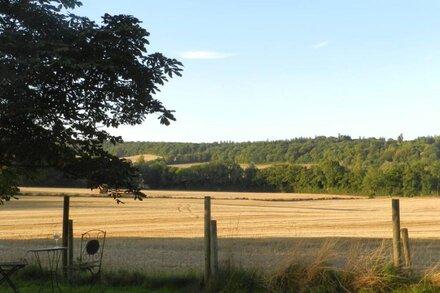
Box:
(24, 135), (440, 196)
(99, 135), (439, 196)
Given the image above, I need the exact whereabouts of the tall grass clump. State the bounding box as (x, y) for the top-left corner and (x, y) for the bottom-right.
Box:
(340, 239), (404, 292)
(267, 260), (344, 292)
(416, 263), (440, 293)
(340, 239), (440, 292)
(266, 239), (346, 292)
(263, 238), (440, 293)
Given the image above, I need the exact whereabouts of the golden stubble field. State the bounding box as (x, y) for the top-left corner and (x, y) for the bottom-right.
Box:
(120, 153), (284, 169)
(7, 187), (440, 239)
(2, 187), (440, 272)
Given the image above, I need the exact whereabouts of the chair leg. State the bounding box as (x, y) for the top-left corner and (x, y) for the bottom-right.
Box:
(0, 267), (21, 293)
(87, 268), (100, 285)
(86, 269), (101, 293)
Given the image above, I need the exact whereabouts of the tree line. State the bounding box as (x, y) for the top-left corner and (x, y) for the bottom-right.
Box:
(23, 135), (440, 196)
(134, 159), (439, 196)
(103, 135), (439, 167)
(104, 135), (440, 196)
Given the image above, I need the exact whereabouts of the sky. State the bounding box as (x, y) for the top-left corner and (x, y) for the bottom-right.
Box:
(76, 1), (440, 143)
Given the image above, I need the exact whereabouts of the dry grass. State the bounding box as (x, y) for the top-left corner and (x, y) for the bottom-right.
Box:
(264, 238), (413, 292)
(342, 239), (395, 291)
(424, 266), (440, 287)
(267, 239), (339, 291)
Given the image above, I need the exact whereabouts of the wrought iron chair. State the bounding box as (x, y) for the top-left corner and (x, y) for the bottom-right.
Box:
(66, 229), (106, 282)
(0, 259), (27, 293)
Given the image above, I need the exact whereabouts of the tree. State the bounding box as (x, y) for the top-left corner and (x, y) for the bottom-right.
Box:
(243, 163), (258, 189)
(362, 167), (384, 195)
(402, 163), (422, 196)
(321, 160), (348, 192)
(0, 0), (183, 203)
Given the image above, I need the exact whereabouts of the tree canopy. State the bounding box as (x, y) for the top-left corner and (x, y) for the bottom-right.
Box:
(98, 136), (440, 196)
(0, 0), (182, 203)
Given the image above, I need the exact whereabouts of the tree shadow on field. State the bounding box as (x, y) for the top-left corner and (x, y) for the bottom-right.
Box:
(2, 237), (440, 274)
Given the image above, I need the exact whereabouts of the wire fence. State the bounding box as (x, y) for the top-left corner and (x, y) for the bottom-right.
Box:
(2, 193), (440, 273)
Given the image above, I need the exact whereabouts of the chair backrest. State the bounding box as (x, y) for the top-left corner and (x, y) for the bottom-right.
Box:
(78, 229), (106, 272)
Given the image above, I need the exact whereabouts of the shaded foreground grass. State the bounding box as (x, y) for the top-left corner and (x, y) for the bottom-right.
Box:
(7, 237), (440, 293)
(9, 266), (201, 292)
(6, 262), (440, 292)
(4, 237), (440, 273)
(4, 236), (440, 292)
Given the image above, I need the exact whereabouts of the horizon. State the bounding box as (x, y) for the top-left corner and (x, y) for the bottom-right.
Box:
(117, 133), (440, 144)
(77, 1), (440, 143)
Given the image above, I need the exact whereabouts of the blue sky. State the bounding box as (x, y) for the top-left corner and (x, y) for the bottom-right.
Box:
(76, 1), (440, 142)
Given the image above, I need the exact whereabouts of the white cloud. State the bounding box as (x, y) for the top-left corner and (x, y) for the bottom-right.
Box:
(178, 51), (234, 60)
(312, 41), (330, 49)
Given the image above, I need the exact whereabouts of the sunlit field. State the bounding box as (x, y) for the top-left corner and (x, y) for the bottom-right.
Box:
(3, 188), (440, 272)
(121, 153), (278, 169)
(10, 187), (440, 239)
(122, 154), (162, 162)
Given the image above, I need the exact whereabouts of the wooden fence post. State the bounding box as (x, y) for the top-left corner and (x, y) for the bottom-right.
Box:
(62, 196), (70, 276)
(68, 219), (73, 266)
(67, 219), (73, 280)
(392, 199), (401, 269)
(401, 228), (411, 269)
(210, 220), (218, 277)
(204, 196), (211, 283)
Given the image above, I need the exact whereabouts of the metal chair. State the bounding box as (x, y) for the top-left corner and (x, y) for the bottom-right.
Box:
(0, 260), (27, 293)
(66, 229), (106, 282)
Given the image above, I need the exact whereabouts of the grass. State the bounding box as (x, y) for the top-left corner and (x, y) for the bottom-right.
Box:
(6, 239), (440, 292)
(8, 266), (201, 292)
(8, 261), (440, 292)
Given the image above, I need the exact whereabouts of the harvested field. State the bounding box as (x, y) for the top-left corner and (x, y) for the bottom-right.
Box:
(169, 162), (312, 169)
(3, 191), (440, 239)
(20, 187), (364, 201)
(168, 162), (210, 168)
(118, 153), (309, 169)
(239, 163), (272, 169)
(122, 154), (162, 162)
(2, 192), (370, 239)
(2, 189), (440, 272)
